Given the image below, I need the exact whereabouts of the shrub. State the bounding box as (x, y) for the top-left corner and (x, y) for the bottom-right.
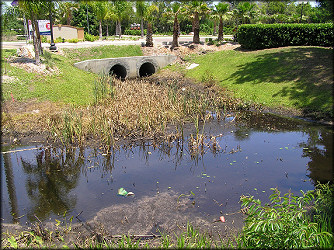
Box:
(84, 33), (99, 42)
(200, 23), (212, 35)
(123, 29), (146, 36)
(237, 23), (334, 50)
(41, 35), (48, 43)
(67, 38), (79, 43)
(55, 36), (63, 43)
(238, 184), (333, 248)
(2, 31), (18, 41)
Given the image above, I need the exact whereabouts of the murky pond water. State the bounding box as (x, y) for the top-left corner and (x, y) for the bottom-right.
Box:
(1, 111), (333, 225)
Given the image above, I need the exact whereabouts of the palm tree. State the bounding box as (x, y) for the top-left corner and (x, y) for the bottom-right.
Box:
(165, 2), (183, 48)
(58, 2), (79, 25)
(233, 1), (257, 25)
(215, 2), (229, 41)
(135, 1), (148, 38)
(144, 3), (159, 47)
(185, 1), (211, 44)
(91, 1), (108, 40)
(110, 0), (133, 38)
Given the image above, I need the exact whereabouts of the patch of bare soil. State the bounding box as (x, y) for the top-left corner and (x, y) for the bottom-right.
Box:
(8, 57), (61, 76)
(1, 191), (244, 248)
(141, 42), (240, 66)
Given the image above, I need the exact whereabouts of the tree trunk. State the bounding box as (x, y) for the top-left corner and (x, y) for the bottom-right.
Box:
(193, 12), (200, 44)
(213, 19), (216, 36)
(116, 20), (122, 39)
(34, 19), (43, 55)
(67, 14), (71, 25)
(106, 23), (109, 37)
(140, 18), (144, 38)
(171, 15), (179, 48)
(217, 16), (223, 41)
(31, 19), (40, 65)
(99, 20), (102, 40)
(146, 22), (153, 47)
(118, 21), (122, 39)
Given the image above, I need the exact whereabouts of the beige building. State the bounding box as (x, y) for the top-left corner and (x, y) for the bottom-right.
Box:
(46, 25), (84, 40)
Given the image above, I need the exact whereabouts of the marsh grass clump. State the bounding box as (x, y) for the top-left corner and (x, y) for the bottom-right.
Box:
(48, 74), (232, 149)
(93, 74), (115, 104)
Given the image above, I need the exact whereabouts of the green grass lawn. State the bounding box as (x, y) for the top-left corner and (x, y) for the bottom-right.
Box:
(1, 45), (143, 105)
(182, 46), (333, 117)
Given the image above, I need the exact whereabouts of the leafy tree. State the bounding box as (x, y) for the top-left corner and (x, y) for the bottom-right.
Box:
(214, 2), (229, 41)
(316, 0), (333, 22)
(72, 3), (99, 36)
(1, 4), (24, 34)
(135, 1), (148, 38)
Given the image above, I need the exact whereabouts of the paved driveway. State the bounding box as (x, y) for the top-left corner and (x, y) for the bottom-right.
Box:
(1, 35), (233, 49)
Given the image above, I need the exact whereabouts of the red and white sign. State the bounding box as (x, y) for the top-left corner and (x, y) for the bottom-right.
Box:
(28, 20), (51, 35)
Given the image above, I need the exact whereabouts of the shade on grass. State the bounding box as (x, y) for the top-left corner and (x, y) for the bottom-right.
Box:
(184, 46), (333, 116)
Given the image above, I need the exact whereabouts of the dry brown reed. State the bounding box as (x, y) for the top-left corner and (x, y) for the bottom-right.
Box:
(47, 74), (234, 151)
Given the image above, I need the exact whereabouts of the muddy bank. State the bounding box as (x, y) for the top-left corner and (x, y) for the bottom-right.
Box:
(1, 191), (244, 248)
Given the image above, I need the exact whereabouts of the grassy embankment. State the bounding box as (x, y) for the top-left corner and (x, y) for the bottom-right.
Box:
(1, 45), (143, 105)
(172, 46), (333, 119)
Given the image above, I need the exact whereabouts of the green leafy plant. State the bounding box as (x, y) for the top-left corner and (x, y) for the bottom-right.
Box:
(239, 185), (333, 248)
(238, 23), (334, 49)
(84, 33), (99, 42)
(54, 36), (63, 43)
(67, 38), (79, 43)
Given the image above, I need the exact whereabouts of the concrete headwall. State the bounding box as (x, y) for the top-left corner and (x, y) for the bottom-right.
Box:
(74, 55), (177, 79)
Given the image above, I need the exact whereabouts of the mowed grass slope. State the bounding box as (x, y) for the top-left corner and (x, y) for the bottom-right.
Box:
(184, 46), (333, 117)
(1, 45), (143, 105)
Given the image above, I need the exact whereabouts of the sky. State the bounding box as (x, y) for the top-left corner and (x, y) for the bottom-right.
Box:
(1, 1), (320, 15)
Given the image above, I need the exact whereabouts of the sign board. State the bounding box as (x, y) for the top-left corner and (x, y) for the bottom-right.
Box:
(28, 20), (51, 35)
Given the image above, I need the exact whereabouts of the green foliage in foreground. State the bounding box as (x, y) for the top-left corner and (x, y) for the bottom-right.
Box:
(181, 46), (333, 118)
(2, 184), (332, 249)
(1, 45), (143, 105)
(238, 183), (333, 248)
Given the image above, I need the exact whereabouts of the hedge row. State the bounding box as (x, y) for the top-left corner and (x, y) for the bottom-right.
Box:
(123, 29), (146, 36)
(237, 23), (333, 50)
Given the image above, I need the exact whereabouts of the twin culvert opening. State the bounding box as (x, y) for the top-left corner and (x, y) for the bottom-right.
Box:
(109, 62), (155, 80)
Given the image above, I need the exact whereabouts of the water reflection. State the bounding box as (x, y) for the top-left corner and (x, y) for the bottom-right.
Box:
(20, 147), (84, 221)
(3, 153), (19, 223)
(1, 111), (333, 224)
(233, 111), (333, 185)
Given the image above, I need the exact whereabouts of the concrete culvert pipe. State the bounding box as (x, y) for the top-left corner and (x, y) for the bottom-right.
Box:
(110, 64), (127, 80)
(139, 62), (155, 77)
